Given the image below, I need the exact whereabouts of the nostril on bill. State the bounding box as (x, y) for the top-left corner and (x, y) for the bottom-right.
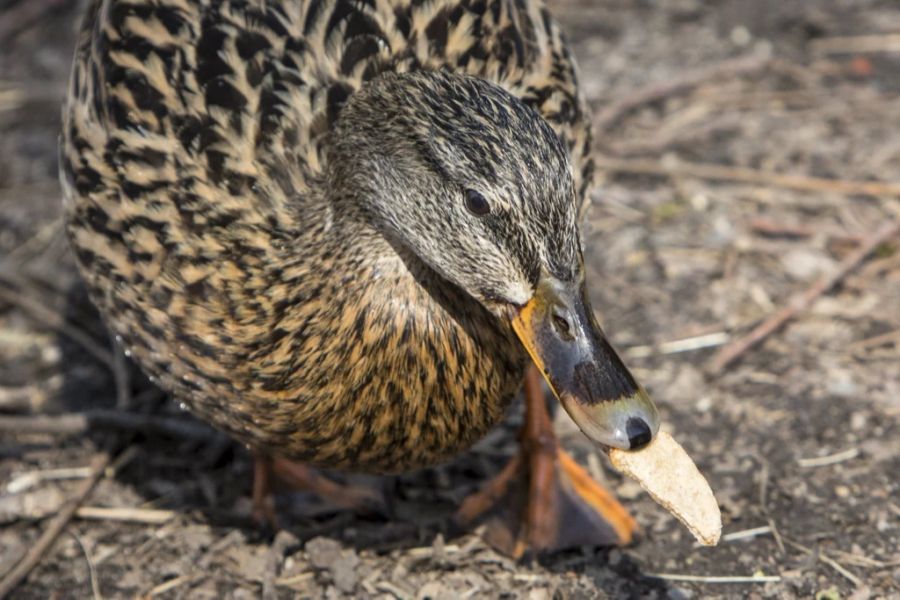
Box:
(626, 417), (652, 449)
(551, 308), (573, 340)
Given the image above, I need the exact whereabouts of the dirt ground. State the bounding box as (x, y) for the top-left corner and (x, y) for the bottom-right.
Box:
(1, 0), (899, 598)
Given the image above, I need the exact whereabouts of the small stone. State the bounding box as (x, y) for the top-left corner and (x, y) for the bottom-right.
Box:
(695, 396), (713, 413)
(710, 214), (735, 246)
(848, 585), (871, 600)
(225, 543), (268, 583)
(231, 588), (256, 600)
(815, 586), (841, 600)
(607, 549), (622, 567)
(332, 550), (360, 593)
(416, 581), (452, 600)
(0, 486), (64, 521)
(834, 485), (850, 498)
(324, 586), (341, 600)
(730, 26), (752, 46)
(667, 587), (693, 600)
(180, 525), (213, 554)
(616, 480), (644, 500)
(781, 249), (833, 281)
(667, 365), (704, 408)
(426, 533), (449, 567)
(305, 537), (358, 593)
(690, 193), (708, 211)
(306, 537), (342, 570)
(826, 369), (858, 397)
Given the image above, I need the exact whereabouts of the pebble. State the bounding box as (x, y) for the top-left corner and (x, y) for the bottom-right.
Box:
(307, 537), (343, 570)
(826, 369), (858, 397)
(332, 551), (360, 593)
(416, 581), (454, 600)
(306, 536), (360, 593)
(848, 585), (872, 600)
(232, 588), (256, 600)
(730, 26), (752, 46)
(607, 549), (622, 567)
(667, 587), (693, 600)
(781, 248), (833, 281)
(527, 588), (552, 600)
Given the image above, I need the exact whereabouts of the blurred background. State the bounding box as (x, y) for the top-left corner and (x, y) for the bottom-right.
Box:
(1, 0), (898, 598)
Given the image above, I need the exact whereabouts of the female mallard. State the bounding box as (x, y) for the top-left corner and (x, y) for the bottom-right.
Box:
(61, 0), (660, 555)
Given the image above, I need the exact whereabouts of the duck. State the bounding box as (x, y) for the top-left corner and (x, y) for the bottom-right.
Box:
(60, 0), (660, 557)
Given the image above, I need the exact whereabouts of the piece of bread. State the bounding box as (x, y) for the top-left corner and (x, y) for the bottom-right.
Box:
(609, 431), (721, 546)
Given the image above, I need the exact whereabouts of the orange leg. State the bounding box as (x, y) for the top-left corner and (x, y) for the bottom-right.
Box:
(251, 455), (386, 530)
(457, 366), (636, 558)
(251, 455), (279, 530)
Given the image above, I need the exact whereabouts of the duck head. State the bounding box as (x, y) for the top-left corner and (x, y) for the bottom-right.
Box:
(330, 70), (659, 450)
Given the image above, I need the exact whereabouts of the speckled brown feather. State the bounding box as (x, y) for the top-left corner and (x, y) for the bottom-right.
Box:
(60, 0), (596, 472)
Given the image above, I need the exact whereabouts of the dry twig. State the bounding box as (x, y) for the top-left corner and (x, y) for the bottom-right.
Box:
(625, 331), (729, 358)
(6, 467), (94, 494)
(0, 386), (32, 412)
(0, 86), (24, 112)
(0, 410), (219, 442)
(647, 573), (781, 584)
(142, 573), (203, 598)
(594, 54), (771, 132)
(707, 219), (900, 374)
(749, 217), (864, 244)
(611, 112), (745, 156)
(766, 518), (787, 556)
(375, 581), (414, 599)
(782, 538), (862, 587)
(0, 282), (114, 368)
(847, 329), (900, 352)
(2, 217), (62, 263)
(721, 526), (772, 543)
(797, 448), (859, 468)
(596, 156), (900, 198)
(0, 0), (67, 43)
(0, 453), (111, 599)
(275, 573), (315, 588)
(74, 506), (175, 525)
(68, 530), (103, 600)
(811, 34), (900, 55)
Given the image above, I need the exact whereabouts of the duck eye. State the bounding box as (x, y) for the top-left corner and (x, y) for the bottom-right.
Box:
(464, 189), (490, 216)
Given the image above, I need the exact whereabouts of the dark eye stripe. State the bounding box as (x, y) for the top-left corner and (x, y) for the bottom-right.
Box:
(465, 189), (490, 216)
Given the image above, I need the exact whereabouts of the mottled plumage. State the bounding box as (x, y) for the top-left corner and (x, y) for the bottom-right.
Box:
(60, 0), (599, 472)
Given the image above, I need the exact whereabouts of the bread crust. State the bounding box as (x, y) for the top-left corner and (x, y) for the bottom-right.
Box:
(609, 432), (721, 546)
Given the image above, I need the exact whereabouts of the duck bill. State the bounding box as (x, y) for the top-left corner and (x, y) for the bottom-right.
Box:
(511, 274), (660, 450)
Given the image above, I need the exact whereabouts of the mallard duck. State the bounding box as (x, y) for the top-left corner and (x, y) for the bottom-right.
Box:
(60, 0), (660, 555)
